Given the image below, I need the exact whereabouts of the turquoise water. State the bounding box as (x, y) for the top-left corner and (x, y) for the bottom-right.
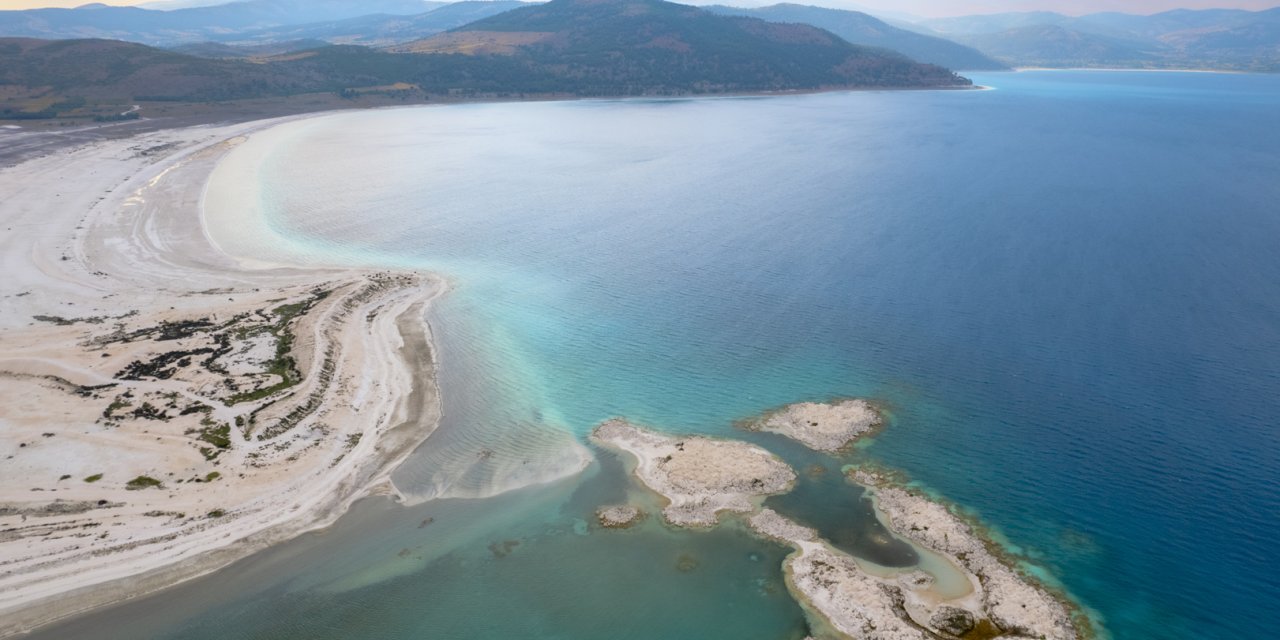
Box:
(39, 457), (811, 639)
(37, 70), (1280, 638)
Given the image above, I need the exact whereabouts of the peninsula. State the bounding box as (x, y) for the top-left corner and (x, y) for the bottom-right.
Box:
(0, 119), (444, 635)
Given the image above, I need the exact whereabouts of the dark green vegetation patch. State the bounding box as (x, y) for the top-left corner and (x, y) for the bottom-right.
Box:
(125, 475), (164, 490)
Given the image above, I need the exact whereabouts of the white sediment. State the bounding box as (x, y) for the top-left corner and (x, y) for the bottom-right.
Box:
(851, 470), (1083, 640)
(745, 399), (881, 452)
(751, 498), (1086, 640)
(591, 419), (796, 527)
(0, 114), (579, 636)
(749, 509), (930, 640)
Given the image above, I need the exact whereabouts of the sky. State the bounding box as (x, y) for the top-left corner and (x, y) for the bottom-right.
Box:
(0, 0), (1278, 17)
(848, 0), (1280, 16)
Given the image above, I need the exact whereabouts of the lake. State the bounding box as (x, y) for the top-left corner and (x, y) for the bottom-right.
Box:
(38, 69), (1280, 639)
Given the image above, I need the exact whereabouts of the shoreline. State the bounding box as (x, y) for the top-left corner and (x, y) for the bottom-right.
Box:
(852, 469), (1094, 639)
(0, 81), (982, 165)
(738, 401), (1098, 638)
(0, 114), (446, 636)
(850, 461), (1105, 638)
(0, 89), (1103, 637)
(1013, 66), (1253, 75)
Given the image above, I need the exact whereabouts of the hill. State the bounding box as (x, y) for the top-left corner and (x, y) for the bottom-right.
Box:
(398, 0), (969, 93)
(0, 37), (304, 119)
(0, 36), (537, 116)
(1, 3), (968, 124)
(704, 4), (1006, 71)
(960, 24), (1157, 68)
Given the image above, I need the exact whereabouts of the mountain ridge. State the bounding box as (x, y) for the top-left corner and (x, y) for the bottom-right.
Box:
(400, 0), (969, 92)
(703, 3), (1006, 70)
(0, 0), (448, 45)
(1, 0), (968, 123)
(914, 7), (1280, 71)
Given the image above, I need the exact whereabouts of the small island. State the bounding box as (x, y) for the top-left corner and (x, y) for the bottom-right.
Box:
(595, 505), (644, 528)
(741, 399), (882, 453)
(591, 419), (796, 527)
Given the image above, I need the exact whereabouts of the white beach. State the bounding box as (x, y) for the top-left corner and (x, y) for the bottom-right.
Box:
(0, 116), (449, 635)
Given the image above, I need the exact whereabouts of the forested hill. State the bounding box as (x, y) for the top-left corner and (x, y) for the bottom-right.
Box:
(704, 3), (1006, 71)
(1, 0), (970, 122)
(400, 0), (971, 91)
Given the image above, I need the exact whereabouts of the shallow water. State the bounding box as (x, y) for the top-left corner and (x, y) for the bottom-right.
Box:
(41, 70), (1280, 639)
(39, 463), (811, 640)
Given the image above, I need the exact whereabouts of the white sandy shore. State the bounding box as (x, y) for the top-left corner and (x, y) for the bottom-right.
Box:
(0, 116), (455, 636)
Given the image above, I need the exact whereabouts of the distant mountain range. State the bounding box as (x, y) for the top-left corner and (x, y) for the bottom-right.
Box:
(704, 4), (1006, 70)
(912, 7), (1280, 72)
(3, 1), (1275, 72)
(219, 1), (530, 48)
(0, 0), (448, 45)
(0, 0), (967, 122)
(2, 0), (1275, 122)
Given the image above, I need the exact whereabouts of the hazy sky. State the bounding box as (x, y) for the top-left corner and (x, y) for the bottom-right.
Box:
(848, 0), (1280, 16)
(0, 0), (1277, 17)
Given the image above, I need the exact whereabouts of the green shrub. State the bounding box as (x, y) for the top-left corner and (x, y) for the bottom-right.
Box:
(126, 475), (163, 490)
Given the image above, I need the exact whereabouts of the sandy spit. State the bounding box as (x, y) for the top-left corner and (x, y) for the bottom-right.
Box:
(0, 116), (445, 636)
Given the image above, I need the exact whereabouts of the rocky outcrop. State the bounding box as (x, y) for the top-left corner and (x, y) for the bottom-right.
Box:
(742, 399), (881, 452)
(595, 505), (643, 528)
(929, 606), (976, 637)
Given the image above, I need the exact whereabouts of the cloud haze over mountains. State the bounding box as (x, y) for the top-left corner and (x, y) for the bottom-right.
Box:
(849, 0), (1280, 17)
(2, 0), (1279, 15)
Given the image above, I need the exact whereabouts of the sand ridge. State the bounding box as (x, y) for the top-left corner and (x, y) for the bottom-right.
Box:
(0, 118), (444, 636)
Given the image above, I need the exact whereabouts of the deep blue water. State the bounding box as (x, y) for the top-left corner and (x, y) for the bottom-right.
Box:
(260, 70), (1280, 639)
(38, 70), (1280, 639)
